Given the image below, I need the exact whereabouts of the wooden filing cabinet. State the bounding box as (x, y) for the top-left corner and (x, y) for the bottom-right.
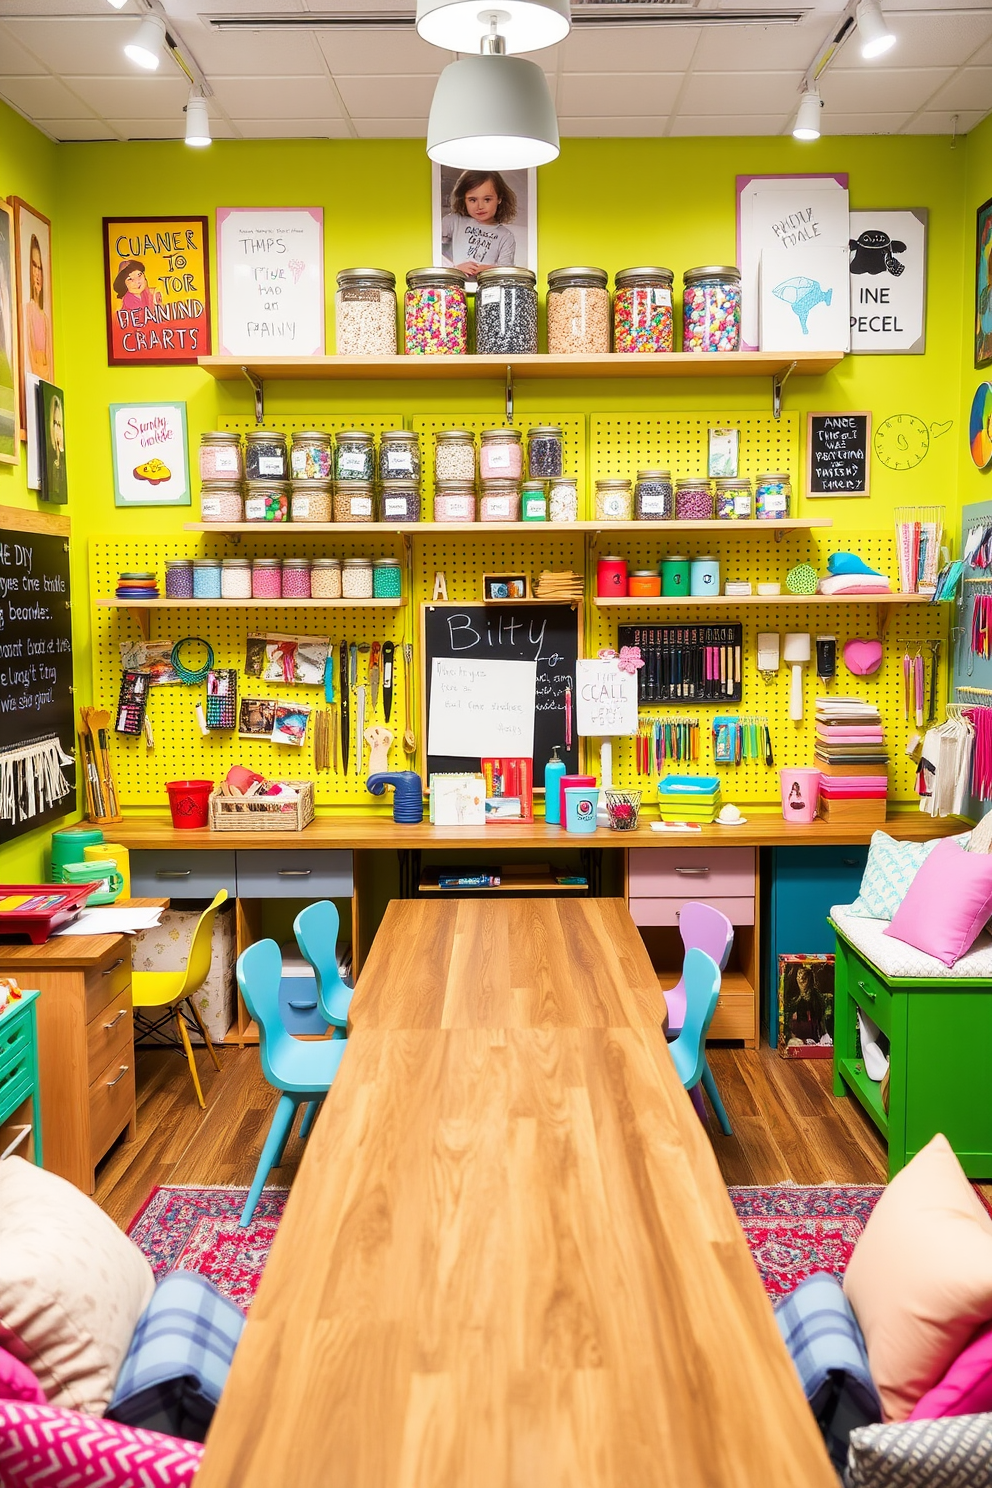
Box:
(626, 845), (760, 1046)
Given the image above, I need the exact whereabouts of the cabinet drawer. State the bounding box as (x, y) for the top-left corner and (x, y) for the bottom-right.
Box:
(84, 952), (131, 1022)
(89, 1049), (134, 1167)
(847, 955), (894, 1037)
(87, 997), (133, 1083)
(0, 1011), (30, 1082)
(0, 1057), (32, 1125)
(630, 896), (754, 928)
(235, 850), (353, 899)
(710, 992), (756, 1041)
(629, 847), (755, 899)
(131, 851), (237, 900)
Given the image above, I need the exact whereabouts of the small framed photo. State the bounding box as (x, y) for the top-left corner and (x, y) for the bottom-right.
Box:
(0, 199), (19, 465)
(977, 195), (992, 369)
(432, 165), (537, 292)
(238, 697), (275, 738)
(110, 401), (190, 506)
(484, 573), (530, 602)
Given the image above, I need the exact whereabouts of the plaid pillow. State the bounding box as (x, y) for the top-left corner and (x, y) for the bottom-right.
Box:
(846, 1412), (992, 1486)
(775, 1271), (882, 1474)
(106, 1272), (244, 1443)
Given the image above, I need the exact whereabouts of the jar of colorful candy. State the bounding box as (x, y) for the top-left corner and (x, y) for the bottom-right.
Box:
(613, 267), (674, 354)
(404, 267), (467, 356)
(192, 558), (221, 599)
(714, 477), (752, 520)
(433, 481), (477, 522)
(281, 558), (312, 599)
(682, 266), (741, 353)
(475, 267), (538, 354)
(635, 469), (674, 521)
(479, 428), (522, 481)
(165, 559), (194, 598)
(434, 429), (476, 482)
(252, 558), (282, 598)
(311, 558), (342, 599)
(479, 480), (521, 522)
(373, 558), (403, 598)
(528, 426), (563, 479)
(674, 476), (713, 520)
(522, 482), (548, 521)
(333, 481), (375, 523)
(290, 480), (332, 523)
(378, 430), (421, 482)
(379, 480), (421, 522)
(335, 268), (397, 355)
(334, 430), (375, 482)
(290, 431), (333, 480)
(755, 472), (792, 520)
(244, 480), (289, 522)
(245, 429), (288, 480)
(549, 475), (579, 522)
(595, 479), (633, 521)
(199, 431), (242, 480)
(199, 479), (243, 523)
(546, 267), (610, 354)
(342, 557), (374, 599)
(220, 557), (252, 599)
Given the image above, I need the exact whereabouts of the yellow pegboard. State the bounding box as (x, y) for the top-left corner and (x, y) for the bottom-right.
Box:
(412, 413), (585, 515)
(590, 411), (799, 491)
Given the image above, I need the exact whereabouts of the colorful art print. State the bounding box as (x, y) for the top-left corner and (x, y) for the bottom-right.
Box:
(778, 953), (834, 1060)
(0, 199), (18, 465)
(118, 638), (179, 685)
(977, 196), (992, 369)
(432, 165), (537, 291)
(38, 379), (66, 505)
(736, 173), (849, 352)
(244, 635), (266, 679)
(271, 701), (310, 747)
(238, 697), (275, 738)
(103, 217), (211, 366)
(110, 402), (190, 506)
(9, 197), (51, 436)
(484, 573), (528, 600)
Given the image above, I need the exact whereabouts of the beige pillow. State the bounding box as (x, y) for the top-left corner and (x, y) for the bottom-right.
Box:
(844, 1134), (992, 1422)
(0, 1157), (154, 1414)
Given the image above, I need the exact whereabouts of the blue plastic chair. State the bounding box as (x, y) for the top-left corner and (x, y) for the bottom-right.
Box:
(236, 939), (348, 1228)
(293, 901), (353, 1028)
(664, 903), (734, 1137)
(667, 948), (730, 1133)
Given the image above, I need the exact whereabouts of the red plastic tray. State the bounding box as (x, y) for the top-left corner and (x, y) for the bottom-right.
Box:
(0, 883), (93, 944)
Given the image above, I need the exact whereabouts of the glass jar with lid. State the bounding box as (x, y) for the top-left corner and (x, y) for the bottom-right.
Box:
(165, 559), (194, 599)
(755, 472), (792, 520)
(220, 556), (251, 599)
(192, 558), (221, 599)
(522, 481), (548, 522)
(434, 429), (476, 482)
(244, 479), (289, 522)
(595, 479), (633, 522)
(252, 558), (282, 598)
(311, 557), (342, 599)
(199, 431), (242, 481)
(479, 480), (521, 522)
(433, 481), (476, 522)
(682, 266), (742, 353)
(674, 476), (714, 520)
(479, 428), (522, 481)
(613, 267), (674, 354)
(245, 429), (288, 480)
(528, 426), (563, 479)
(379, 480), (421, 522)
(635, 470), (674, 521)
(281, 558), (312, 599)
(378, 430), (421, 482)
(334, 430), (375, 483)
(290, 430), (332, 481)
(342, 556), (374, 600)
(199, 479), (243, 524)
(333, 481), (375, 523)
(549, 475), (579, 523)
(373, 558), (403, 599)
(546, 267), (610, 355)
(475, 267), (538, 355)
(291, 479), (332, 523)
(714, 477), (752, 520)
(404, 267), (468, 356)
(335, 268), (397, 355)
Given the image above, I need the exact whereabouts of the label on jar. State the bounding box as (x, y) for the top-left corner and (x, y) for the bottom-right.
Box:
(383, 497), (409, 517)
(350, 496), (373, 517)
(290, 453), (307, 476)
(734, 495), (752, 516)
(338, 451), (366, 474)
(480, 287), (501, 305)
(486, 445), (512, 470)
(387, 450), (413, 473)
(245, 497), (266, 520)
(763, 493), (787, 516)
(211, 448), (239, 473)
(603, 494), (627, 518)
(258, 456), (283, 476)
(486, 497), (511, 517)
(200, 497), (221, 517)
(294, 496), (311, 518)
(448, 497), (472, 517)
(653, 288), (673, 308)
(640, 495), (669, 515)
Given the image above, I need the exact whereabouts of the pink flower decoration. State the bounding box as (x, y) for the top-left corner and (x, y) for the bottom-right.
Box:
(617, 646), (645, 675)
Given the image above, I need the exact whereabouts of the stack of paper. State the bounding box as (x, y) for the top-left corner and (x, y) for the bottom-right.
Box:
(55, 906), (165, 936)
(814, 698), (887, 821)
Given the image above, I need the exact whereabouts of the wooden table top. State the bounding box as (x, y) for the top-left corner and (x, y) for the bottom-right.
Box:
(0, 899), (166, 967)
(197, 901), (835, 1488)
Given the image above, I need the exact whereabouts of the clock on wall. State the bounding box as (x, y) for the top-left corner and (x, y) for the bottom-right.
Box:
(873, 414), (931, 471)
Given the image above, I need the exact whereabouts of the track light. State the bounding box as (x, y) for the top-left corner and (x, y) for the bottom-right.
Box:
(427, 27), (559, 169)
(856, 0), (895, 58)
(124, 13), (166, 69)
(185, 91), (211, 146)
(417, 0), (569, 55)
(792, 87), (822, 140)
(106, 0), (129, 9)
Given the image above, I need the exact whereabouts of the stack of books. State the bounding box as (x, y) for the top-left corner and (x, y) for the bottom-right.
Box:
(814, 698), (888, 823)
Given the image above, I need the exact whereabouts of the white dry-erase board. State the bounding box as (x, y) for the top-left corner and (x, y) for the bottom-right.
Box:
(421, 602), (581, 779)
(428, 657), (536, 759)
(216, 207), (324, 357)
(807, 411), (871, 498)
(575, 658), (638, 737)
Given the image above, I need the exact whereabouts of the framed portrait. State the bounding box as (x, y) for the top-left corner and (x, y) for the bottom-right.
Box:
(432, 165), (537, 291)
(777, 953), (834, 1060)
(110, 401), (190, 506)
(37, 379), (67, 505)
(0, 199), (18, 465)
(9, 197), (51, 437)
(103, 216), (211, 366)
(976, 196), (992, 369)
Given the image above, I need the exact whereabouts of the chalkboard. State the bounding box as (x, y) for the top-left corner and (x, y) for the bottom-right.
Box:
(807, 411), (871, 497)
(421, 602), (581, 781)
(0, 509), (75, 844)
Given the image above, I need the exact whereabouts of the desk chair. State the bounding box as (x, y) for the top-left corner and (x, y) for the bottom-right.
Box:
(663, 902), (734, 1136)
(667, 948), (722, 1120)
(236, 938), (348, 1227)
(132, 889), (227, 1110)
(293, 901), (353, 1028)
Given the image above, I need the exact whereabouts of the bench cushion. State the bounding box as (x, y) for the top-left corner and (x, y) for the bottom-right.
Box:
(832, 905), (992, 979)
(847, 1412), (992, 1486)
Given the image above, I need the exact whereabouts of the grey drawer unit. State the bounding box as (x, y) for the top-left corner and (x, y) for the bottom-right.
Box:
(234, 850), (354, 899)
(131, 851), (237, 899)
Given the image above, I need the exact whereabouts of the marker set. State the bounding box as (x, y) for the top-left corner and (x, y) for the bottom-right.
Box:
(712, 715), (774, 766)
(635, 719), (701, 774)
(619, 625), (743, 704)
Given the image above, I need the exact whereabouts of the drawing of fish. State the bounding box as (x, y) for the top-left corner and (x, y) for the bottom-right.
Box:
(772, 276), (833, 335)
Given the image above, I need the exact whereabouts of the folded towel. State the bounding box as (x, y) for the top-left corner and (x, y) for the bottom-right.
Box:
(818, 573), (893, 596)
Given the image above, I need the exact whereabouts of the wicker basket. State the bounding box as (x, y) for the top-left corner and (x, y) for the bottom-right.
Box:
(209, 780), (315, 833)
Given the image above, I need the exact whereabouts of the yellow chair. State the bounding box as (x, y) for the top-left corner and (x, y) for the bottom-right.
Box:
(132, 889), (228, 1109)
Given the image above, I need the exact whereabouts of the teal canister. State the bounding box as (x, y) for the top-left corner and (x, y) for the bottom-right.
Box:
(690, 555), (720, 597)
(544, 744), (567, 825)
(51, 826), (104, 882)
(660, 555), (690, 598)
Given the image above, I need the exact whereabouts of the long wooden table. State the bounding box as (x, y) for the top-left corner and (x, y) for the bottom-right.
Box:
(197, 900), (834, 1488)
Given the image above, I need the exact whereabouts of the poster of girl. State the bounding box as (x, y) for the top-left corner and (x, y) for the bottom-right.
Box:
(432, 165), (536, 289)
(11, 199), (53, 430)
(0, 200), (18, 466)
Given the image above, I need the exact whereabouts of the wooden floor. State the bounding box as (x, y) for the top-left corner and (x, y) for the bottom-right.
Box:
(95, 1040), (889, 1228)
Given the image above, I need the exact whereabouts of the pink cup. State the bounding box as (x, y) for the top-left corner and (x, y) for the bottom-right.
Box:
(780, 768), (820, 824)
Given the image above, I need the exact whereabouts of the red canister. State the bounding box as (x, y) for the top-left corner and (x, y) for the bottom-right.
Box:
(597, 555), (627, 598)
(558, 773), (596, 823)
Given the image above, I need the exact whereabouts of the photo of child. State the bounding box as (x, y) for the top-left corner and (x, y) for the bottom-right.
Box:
(433, 165), (536, 288)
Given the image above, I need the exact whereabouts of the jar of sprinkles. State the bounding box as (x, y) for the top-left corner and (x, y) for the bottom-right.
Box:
(221, 557), (251, 599)
(528, 425), (564, 479)
(290, 431), (332, 481)
(281, 558), (312, 599)
(479, 428), (522, 481)
(333, 481), (375, 523)
(335, 268), (397, 355)
(244, 480), (289, 522)
(433, 481), (477, 522)
(522, 481), (548, 521)
(755, 472), (792, 520)
(380, 480), (421, 522)
(373, 558), (403, 598)
(199, 431), (242, 480)
(675, 476), (714, 520)
(595, 479), (633, 521)
(252, 558), (282, 598)
(475, 267), (538, 355)
(342, 556), (374, 599)
(311, 557), (342, 599)
(480, 480), (521, 522)
(245, 429), (288, 480)
(334, 430), (375, 483)
(199, 479), (243, 523)
(192, 558), (221, 599)
(613, 267), (674, 354)
(549, 475), (579, 523)
(434, 429), (476, 482)
(635, 469), (674, 521)
(165, 559), (194, 599)
(378, 430), (421, 482)
(291, 479), (332, 523)
(404, 267), (467, 356)
(682, 266), (742, 353)
(714, 477), (752, 520)
(546, 267), (610, 355)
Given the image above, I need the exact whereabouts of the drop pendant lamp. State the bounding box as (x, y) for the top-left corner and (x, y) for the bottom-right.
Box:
(418, 0), (569, 54)
(427, 28), (560, 170)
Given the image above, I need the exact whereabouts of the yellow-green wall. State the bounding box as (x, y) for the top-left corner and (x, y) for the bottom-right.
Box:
(961, 111), (992, 512)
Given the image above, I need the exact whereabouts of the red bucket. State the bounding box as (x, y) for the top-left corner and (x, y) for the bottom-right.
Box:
(166, 779), (213, 830)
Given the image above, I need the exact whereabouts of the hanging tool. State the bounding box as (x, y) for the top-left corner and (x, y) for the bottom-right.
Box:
(364, 725), (393, 775)
(349, 642), (358, 690)
(402, 642), (416, 755)
(903, 652), (912, 722)
(355, 684), (367, 775)
(564, 676), (573, 750)
(927, 638), (941, 723)
(89, 707), (119, 819)
(340, 639), (350, 775)
(783, 634), (811, 722)
(914, 651), (925, 729)
(816, 635), (836, 687)
(369, 641), (381, 713)
(382, 641), (395, 723)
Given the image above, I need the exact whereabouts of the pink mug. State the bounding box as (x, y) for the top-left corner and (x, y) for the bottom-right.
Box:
(780, 768), (820, 824)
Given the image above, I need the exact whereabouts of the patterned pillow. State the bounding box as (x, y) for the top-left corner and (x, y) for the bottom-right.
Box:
(846, 1412), (992, 1486)
(847, 832), (948, 921)
(0, 1347), (45, 1405)
(0, 1400), (204, 1487)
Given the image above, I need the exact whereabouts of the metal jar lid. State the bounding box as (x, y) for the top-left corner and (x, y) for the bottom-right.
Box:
(221, 556), (250, 566)
(476, 266), (536, 287)
(282, 558), (311, 569)
(406, 266), (466, 288)
(481, 427), (521, 441)
(522, 480), (547, 491)
(252, 558), (281, 568)
(714, 477), (751, 487)
(529, 425), (563, 438)
(343, 556), (372, 567)
(335, 430), (374, 444)
(380, 478), (420, 489)
(193, 558), (220, 567)
(756, 472), (791, 482)
(630, 570), (659, 577)
(547, 266), (608, 289)
(374, 557), (401, 568)
(435, 429), (475, 441)
(636, 469), (672, 480)
(336, 267), (396, 289)
(200, 430), (241, 444)
(435, 479), (476, 492)
(312, 558), (341, 568)
(245, 478), (289, 490)
(380, 429), (417, 442)
(663, 554), (689, 563)
(165, 558), (192, 567)
(334, 480), (373, 492)
(596, 478), (632, 489)
(246, 428), (286, 443)
(683, 265), (741, 284)
(615, 266), (674, 287)
(676, 475), (711, 486)
(292, 430), (332, 443)
(291, 477), (331, 490)
(693, 554), (718, 563)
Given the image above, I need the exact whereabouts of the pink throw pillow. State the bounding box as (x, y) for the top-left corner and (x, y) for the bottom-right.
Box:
(910, 1322), (992, 1420)
(0, 1401), (203, 1487)
(0, 1347), (45, 1405)
(884, 837), (992, 967)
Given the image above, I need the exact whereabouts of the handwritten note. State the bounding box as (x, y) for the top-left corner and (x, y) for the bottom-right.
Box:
(217, 207), (324, 356)
(807, 411), (871, 497)
(576, 659), (638, 737)
(428, 657), (536, 759)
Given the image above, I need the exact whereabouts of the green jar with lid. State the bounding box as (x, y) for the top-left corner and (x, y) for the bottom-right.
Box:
(373, 558), (403, 599)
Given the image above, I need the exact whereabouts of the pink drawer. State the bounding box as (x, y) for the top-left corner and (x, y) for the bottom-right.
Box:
(628, 846), (755, 900)
(629, 896), (755, 928)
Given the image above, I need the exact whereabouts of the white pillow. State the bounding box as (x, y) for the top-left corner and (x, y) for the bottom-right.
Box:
(0, 1157), (154, 1414)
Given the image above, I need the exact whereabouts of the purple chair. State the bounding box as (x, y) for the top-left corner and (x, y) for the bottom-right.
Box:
(663, 902), (734, 1136)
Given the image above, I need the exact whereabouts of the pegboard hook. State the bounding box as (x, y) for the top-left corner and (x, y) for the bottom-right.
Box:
(772, 361), (797, 421)
(241, 366), (264, 424)
(505, 364), (513, 422)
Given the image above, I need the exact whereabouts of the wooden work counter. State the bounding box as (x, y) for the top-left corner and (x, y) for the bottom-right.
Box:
(198, 900), (834, 1488)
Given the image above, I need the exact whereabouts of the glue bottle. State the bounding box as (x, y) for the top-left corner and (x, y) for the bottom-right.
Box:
(544, 745), (566, 826)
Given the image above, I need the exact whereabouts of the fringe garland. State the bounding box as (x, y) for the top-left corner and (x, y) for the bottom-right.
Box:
(0, 733), (74, 826)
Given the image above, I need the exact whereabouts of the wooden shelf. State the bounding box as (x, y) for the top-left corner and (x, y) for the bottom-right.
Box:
(838, 1056), (888, 1135)
(198, 351), (844, 382)
(182, 519), (833, 536)
(418, 876), (588, 894)
(95, 594), (405, 640)
(594, 593), (929, 607)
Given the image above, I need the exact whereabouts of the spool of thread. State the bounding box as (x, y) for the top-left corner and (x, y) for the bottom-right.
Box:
(85, 842), (130, 899)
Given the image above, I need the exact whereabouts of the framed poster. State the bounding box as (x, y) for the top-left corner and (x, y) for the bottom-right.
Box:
(778, 953), (834, 1059)
(759, 243), (850, 352)
(110, 402), (190, 506)
(10, 196), (52, 433)
(432, 165), (537, 291)
(217, 207), (324, 357)
(103, 217), (210, 366)
(0, 199), (18, 465)
(736, 173), (849, 352)
(38, 380), (67, 505)
(850, 209), (927, 355)
(977, 196), (992, 369)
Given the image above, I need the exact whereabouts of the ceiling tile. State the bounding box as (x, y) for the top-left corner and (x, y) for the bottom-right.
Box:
(2, 16), (147, 77)
(34, 117), (117, 141)
(100, 121), (184, 139)
(557, 71), (683, 115)
(229, 117), (353, 138)
(901, 109), (987, 134)
(0, 74), (95, 118)
(677, 69), (804, 114)
(318, 30), (450, 76)
(668, 114), (784, 135)
(209, 75), (344, 118)
(0, 24), (47, 76)
(180, 24), (326, 74)
(352, 118), (431, 137)
(821, 67), (955, 112)
(67, 75), (191, 119)
(690, 20), (823, 72)
(558, 115), (670, 136)
(559, 27), (701, 73)
(821, 111), (911, 134)
(335, 73), (438, 118)
(839, 12), (992, 70)
(924, 68), (992, 114)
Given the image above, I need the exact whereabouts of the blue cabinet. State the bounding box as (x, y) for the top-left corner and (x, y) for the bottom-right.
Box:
(764, 846), (867, 1044)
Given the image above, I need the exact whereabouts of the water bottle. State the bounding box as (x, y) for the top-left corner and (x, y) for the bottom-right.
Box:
(544, 744), (567, 826)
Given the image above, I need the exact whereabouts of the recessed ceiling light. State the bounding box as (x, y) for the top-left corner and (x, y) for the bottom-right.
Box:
(427, 43), (559, 168)
(124, 13), (167, 69)
(185, 91), (211, 146)
(792, 87), (821, 140)
(417, 0), (570, 54)
(856, 0), (895, 58)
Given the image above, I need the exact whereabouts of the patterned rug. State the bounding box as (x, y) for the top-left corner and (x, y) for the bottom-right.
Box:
(128, 1182), (887, 1310)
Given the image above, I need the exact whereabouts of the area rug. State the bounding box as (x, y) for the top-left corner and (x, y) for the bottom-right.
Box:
(728, 1185), (884, 1298)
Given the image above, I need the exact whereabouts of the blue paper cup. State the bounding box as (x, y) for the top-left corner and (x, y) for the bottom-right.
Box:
(564, 786), (599, 833)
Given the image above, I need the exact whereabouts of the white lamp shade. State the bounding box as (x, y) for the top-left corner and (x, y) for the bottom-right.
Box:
(792, 89), (821, 140)
(417, 0), (569, 54)
(185, 94), (211, 146)
(427, 54), (559, 169)
(124, 13), (166, 69)
(856, 0), (895, 57)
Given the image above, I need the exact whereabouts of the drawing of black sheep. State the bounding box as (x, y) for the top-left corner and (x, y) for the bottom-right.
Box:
(849, 229), (907, 276)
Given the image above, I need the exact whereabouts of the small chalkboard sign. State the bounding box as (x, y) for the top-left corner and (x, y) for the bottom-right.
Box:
(806, 411), (871, 498)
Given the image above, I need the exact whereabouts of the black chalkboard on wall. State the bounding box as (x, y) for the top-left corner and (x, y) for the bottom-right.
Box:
(807, 411), (871, 497)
